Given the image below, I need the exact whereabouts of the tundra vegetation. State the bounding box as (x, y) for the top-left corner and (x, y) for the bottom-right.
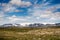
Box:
(0, 27), (60, 40)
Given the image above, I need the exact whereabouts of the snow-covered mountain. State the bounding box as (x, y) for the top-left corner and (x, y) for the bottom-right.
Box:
(0, 23), (60, 27)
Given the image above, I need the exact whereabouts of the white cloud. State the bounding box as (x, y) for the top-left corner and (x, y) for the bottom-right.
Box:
(14, 9), (23, 12)
(0, 12), (4, 17)
(0, 13), (6, 25)
(0, 3), (16, 13)
(46, 4), (60, 11)
(28, 3), (60, 24)
(49, 12), (60, 21)
(4, 5), (16, 12)
(0, 0), (32, 14)
(0, 0), (60, 24)
(10, 0), (32, 7)
(0, 3), (24, 15)
(8, 15), (27, 22)
(30, 10), (52, 18)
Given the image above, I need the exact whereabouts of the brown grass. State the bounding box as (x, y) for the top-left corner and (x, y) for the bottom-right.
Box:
(0, 27), (60, 40)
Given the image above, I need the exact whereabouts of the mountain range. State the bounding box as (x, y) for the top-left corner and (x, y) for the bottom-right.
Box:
(0, 23), (60, 28)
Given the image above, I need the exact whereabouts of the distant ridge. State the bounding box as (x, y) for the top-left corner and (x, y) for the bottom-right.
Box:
(0, 23), (60, 28)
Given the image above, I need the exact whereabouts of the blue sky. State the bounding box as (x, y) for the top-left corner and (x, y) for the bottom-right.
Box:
(0, 0), (60, 25)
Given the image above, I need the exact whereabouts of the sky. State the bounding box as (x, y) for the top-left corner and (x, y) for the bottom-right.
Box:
(0, 0), (60, 25)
